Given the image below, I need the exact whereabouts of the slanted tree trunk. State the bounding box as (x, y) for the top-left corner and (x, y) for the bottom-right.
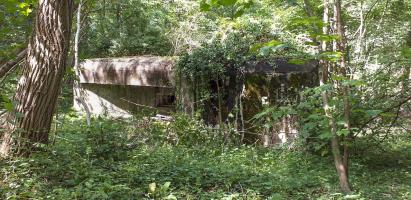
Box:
(0, 0), (74, 157)
(320, 0), (351, 193)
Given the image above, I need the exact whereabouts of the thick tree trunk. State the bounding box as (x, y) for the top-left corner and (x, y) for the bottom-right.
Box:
(0, 0), (74, 157)
(321, 0), (351, 193)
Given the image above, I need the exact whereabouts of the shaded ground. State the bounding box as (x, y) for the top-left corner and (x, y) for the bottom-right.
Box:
(0, 116), (410, 199)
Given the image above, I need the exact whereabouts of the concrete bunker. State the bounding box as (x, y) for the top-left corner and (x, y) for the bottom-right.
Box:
(178, 58), (318, 145)
(74, 56), (318, 145)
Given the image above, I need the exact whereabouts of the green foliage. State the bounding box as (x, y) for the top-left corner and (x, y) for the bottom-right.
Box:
(0, 0), (34, 111)
(252, 106), (297, 130)
(0, 74), (19, 112)
(200, 0), (253, 19)
(176, 29), (268, 74)
(175, 31), (258, 112)
(318, 51), (343, 62)
(249, 39), (294, 57)
(1, 94), (12, 111)
(126, 113), (228, 147)
(0, 0), (33, 60)
(80, 0), (175, 57)
(168, 113), (223, 146)
(175, 28), (308, 114)
(1, 0), (411, 198)
(147, 182), (176, 200)
(0, 115), (409, 199)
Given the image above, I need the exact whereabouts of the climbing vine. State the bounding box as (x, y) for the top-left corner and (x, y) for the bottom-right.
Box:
(175, 29), (311, 126)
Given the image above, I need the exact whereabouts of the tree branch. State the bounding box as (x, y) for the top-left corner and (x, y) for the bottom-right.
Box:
(0, 48), (27, 79)
(357, 95), (411, 135)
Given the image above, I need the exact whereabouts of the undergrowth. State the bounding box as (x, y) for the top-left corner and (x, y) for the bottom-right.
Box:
(0, 114), (410, 200)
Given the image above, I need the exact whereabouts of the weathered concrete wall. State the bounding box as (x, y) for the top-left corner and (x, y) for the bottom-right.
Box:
(243, 71), (318, 145)
(74, 55), (318, 146)
(177, 59), (318, 145)
(74, 84), (174, 117)
(78, 56), (175, 87)
(74, 56), (176, 117)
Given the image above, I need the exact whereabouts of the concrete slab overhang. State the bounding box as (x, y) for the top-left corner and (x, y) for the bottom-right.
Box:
(77, 56), (175, 87)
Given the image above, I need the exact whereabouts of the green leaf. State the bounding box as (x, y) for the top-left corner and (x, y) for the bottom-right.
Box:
(18, 2), (29, 9)
(250, 40), (283, 54)
(319, 131), (332, 140)
(401, 47), (411, 58)
(218, 0), (238, 6)
(337, 120), (346, 126)
(233, 6), (245, 18)
(22, 8), (32, 16)
(304, 41), (319, 46)
(291, 17), (324, 27)
(4, 102), (14, 111)
(200, 1), (211, 11)
(162, 182), (171, 190)
(1, 95), (14, 112)
(316, 34), (340, 42)
(321, 148), (329, 156)
(318, 51), (342, 62)
(366, 110), (382, 117)
(18, 2), (32, 16)
(380, 112), (396, 118)
(337, 129), (349, 137)
(342, 79), (366, 87)
(331, 75), (347, 81)
(165, 194), (177, 200)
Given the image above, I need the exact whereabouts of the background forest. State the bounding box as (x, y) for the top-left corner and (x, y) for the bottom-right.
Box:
(0, 0), (410, 199)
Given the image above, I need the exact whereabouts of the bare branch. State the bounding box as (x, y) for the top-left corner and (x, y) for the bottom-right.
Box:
(0, 48), (27, 79)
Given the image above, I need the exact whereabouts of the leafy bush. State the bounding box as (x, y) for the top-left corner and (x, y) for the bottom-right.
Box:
(1, 115), (409, 199)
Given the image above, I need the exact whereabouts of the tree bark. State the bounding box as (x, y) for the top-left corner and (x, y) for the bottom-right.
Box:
(320, 0), (351, 193)
(334, 0), (352, 179)
(72, 0), (91, 126)
(402, 30), (411, 91)
(1, 0), (74, 157)
(239, 84), (245, 143)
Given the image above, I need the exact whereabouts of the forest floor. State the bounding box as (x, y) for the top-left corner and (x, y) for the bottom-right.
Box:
(0, 115), (410, 200)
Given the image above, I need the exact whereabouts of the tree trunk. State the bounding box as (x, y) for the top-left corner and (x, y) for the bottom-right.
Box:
(0, 0), (74, 157)
(72, 0), (91, 126)
(239, 85), (245, 143)
(320, 0), (351, 193)
(216, 77), (223, 126)
(74, 1), (82, 72)
(334, 0), (352, 179)
(402, 30), (411, 91)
